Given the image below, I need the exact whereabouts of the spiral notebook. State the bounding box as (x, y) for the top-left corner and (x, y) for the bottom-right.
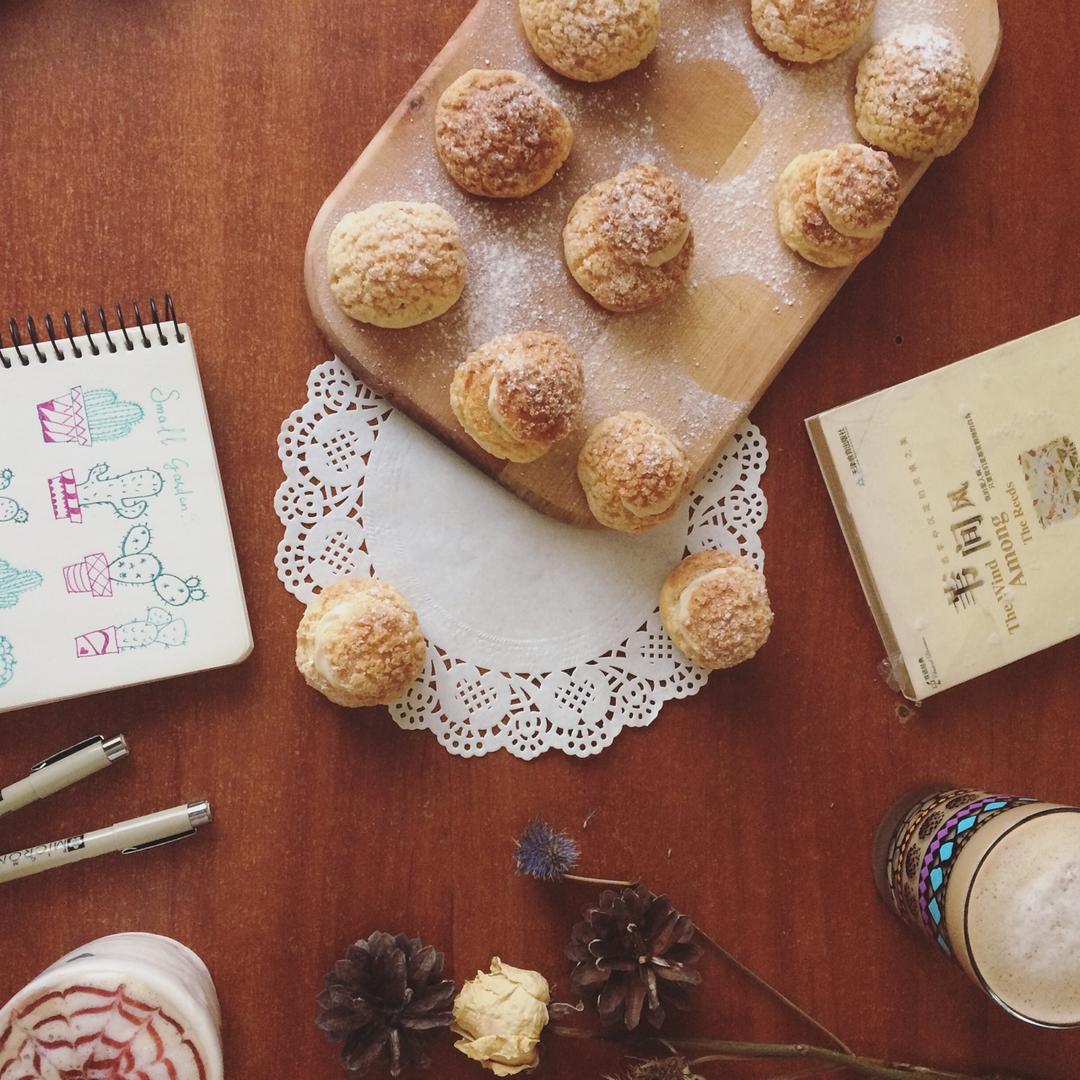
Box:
(0, 297), (251, 713)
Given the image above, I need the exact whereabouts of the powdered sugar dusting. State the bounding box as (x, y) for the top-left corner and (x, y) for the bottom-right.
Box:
(465, 235), (566, 342)
(669, 6), (786, 104)
(682, 0), (966, 304)
(401, 0), (968, 317)
(321, 0), (979, 518)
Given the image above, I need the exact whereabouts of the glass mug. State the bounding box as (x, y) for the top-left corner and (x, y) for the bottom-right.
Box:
(874, 786), (1080, 1028)
(0, 933), (224, 1078)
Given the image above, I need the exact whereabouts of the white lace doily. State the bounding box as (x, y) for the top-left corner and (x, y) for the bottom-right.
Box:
(275, 360), (768, 759)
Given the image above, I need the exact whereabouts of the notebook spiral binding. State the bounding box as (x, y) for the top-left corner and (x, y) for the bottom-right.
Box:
(0, 295), (184, 371)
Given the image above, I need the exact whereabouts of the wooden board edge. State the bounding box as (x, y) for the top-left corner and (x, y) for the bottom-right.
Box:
(302, 0), (1006, 531)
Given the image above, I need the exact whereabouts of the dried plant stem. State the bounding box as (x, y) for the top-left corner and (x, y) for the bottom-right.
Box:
(692, 925), (853, 1056)
(553, 1029), (1018, 1080)
(564, 873), (636, 887)
(562, 874), (851, 1055)
(670, 1040), (1020, 1080)
(755, 1068), (843, 1080)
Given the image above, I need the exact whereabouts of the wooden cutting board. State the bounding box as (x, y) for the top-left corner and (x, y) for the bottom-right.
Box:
(304, 0), (1001, 527)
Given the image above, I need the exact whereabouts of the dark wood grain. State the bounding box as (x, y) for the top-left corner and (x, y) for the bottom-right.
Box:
(0, 2), (1077, 1078)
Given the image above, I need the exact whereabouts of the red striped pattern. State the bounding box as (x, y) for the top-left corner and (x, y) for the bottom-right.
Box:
(0, 982), (208, 1080)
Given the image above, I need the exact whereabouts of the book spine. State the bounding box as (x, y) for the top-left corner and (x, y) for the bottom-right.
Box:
(0, 296), (183, 369)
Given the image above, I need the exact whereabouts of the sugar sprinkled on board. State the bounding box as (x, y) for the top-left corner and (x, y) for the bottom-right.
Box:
(679, 0), (966, 304)
(339, 0), (973, 484)
(668, 5), (786, 105)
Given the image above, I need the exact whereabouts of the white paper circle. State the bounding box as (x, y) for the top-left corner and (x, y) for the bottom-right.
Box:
(362, 413), (687, 672)
(276, 360), (769, 758)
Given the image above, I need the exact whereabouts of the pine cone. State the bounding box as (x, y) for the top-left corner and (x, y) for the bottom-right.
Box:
(568, 884), (702, 1031)
(613, 1058), (704, 1080)
(316, 932), (456, 1076)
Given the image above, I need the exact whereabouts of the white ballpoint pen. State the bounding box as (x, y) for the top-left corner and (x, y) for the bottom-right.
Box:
(0, 734), (129, 819)
(0, 800), (213, 885)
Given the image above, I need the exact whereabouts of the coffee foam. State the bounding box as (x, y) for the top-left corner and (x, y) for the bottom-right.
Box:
(0, 934), (223, 1080)
(966, 810), (1080, 1026)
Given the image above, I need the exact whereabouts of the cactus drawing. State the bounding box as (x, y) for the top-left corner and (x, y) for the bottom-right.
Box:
(119, 607), (188, 649)
(0, 636), (14, 687)
(0, 470), (28, 524)
(75, 608), (188, 658)
(66, 528), (206, 606)
(83, 464), (163, 518)
(0, 559), (43, 608)
(109, 526), (206, 607)
(50, 463), (164, 522)
(84, 388), (145, 441)
(37, 385), (144, 445)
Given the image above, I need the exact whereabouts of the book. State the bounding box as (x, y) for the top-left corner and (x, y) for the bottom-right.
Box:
(806, 316), (1080, 701)
(0, 298), (251, 712)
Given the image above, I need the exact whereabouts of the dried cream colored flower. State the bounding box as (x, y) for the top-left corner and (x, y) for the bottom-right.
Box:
(451, 958), (550, 1076)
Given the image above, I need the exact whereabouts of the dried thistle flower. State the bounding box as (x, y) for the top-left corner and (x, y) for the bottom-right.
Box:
(514, 818), (581, 881)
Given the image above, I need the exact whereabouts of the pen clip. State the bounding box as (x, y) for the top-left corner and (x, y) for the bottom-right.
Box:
(120, 800), (211, 855)
(31, 735), (105, 772)
(121, 829), (197, 856)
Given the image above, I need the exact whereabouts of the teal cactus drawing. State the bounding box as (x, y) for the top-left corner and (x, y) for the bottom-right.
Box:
(0, 636), (14, 687)
(80, 463), (164, 519)
(0, 559), (43, 608)
(0, 470), (28, 524)
(84, 388), (144, 442)
(108, 526), (206, 607)
(37, 385), (144, 445)
(118, 607), (188, 650)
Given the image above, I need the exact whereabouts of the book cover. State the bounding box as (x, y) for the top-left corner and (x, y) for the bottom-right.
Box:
(807, 317), (1080, 700)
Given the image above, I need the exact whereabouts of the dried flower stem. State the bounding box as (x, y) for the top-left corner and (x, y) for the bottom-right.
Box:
(552, 1029), (1020, 1080)
(692, 925), (853, 1056)
(762, 1068), (841, 1080)
(564, 873), (636, 887)
(561, 875), (851, 1055)
(672, 1040), (1021, 1080)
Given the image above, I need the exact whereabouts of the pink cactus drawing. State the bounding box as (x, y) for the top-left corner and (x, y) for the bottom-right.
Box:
(64, 553), (113, 598)
(48, 469), (83, 524)
(38, 386), (90, 444)
(74, 627), (119, 656)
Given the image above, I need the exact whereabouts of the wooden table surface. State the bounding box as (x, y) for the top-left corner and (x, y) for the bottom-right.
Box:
(1, 2), (1077, 1078)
